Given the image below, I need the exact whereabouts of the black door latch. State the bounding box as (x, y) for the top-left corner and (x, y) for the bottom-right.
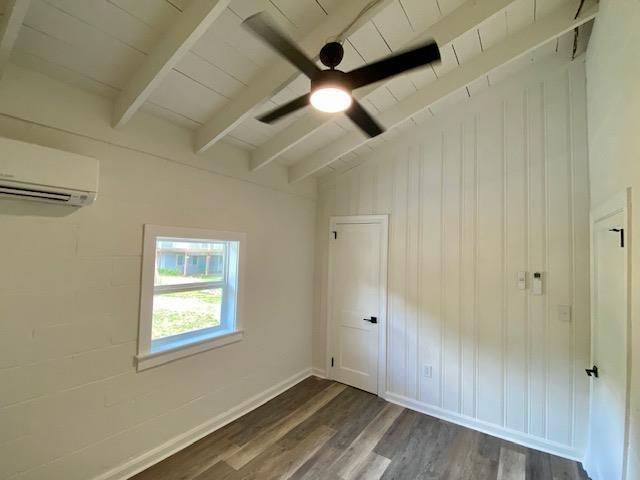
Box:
(363, 316), (378, 324)
(585, 365), (599, 378)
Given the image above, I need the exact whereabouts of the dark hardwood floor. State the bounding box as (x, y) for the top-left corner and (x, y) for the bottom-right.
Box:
(131, 376), (590, 480)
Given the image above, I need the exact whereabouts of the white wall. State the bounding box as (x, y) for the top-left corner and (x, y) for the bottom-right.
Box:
(0, 66), (317, 480)
(313, 59), (591, 459)
(585, 1), (640, 477)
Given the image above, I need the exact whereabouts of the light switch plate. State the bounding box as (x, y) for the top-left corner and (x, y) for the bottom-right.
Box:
(517, 271), (527, 290)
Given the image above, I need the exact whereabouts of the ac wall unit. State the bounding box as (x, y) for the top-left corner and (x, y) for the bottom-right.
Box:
(0, 137), (98, 207)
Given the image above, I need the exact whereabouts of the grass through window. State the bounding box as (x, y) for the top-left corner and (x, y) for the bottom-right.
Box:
(152, 288), (222, 339)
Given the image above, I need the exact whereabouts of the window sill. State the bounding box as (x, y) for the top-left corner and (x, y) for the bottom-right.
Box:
(136, 330), (244, 371)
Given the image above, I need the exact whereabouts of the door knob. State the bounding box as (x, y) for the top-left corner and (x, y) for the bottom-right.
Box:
(363, 316), (378, 324)
(585, 365), (599, 378)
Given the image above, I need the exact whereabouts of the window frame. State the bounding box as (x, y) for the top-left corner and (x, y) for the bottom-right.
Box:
(136, 225), (246, 371)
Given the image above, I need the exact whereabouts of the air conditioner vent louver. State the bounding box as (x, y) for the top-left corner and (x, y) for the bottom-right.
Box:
(0, 137), (98, 207)
(0, 185), (71, 202)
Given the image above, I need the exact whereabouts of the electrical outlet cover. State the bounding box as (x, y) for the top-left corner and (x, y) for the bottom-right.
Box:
(558, 305), (571, 322)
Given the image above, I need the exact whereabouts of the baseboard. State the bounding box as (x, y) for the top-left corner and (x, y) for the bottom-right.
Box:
(311, 367), (327, 378)
(584, 445), (638, 480)
(385, 392), (583, 462)
(93, 368), (314, 480)
(581, 459), (600, 480)
(582, 448), (597, 480)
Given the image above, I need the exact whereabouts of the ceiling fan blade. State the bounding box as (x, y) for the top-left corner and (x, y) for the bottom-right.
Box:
(346, 40), (441, 90)
(257, 94), (310, 123)
(242, 12), (321, 80)
(346, 100), (384, 138)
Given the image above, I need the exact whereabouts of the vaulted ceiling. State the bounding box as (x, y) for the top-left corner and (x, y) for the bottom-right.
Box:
(0, 0), (596, 181)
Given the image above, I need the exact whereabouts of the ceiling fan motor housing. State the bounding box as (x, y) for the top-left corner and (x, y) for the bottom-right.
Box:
(312, 69), (351, 93)
(319, 42), (344, 69)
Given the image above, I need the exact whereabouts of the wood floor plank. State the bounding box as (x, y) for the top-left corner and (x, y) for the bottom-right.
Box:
(130, 435), (239, 480)
(316, 388), (388, 449)
(293, 387), (387, 448)
(498, 446), (526, 480)
(133, 380), (591, 480)
(222, 425), (336, 480)
(438, 429), (503, 480)
(473, 432), (502, 479)
(549, 454), (586, 480)
(332, 403), (404, 479)
(285, 388), (388, 480)
(225, 377), (332, 446)
(440, 427), (480, 480)
(374, 409), (428, 459)
(253, 426), (335, 480)
(192, 459), (238, 480)
(415, 420), (461, 479)
(290, 446), (343, 480)
(526, 449), (553, 480)
(351, 452), (391, 480)
(225, 383), (346, 470)
(377, 411), (444, 480)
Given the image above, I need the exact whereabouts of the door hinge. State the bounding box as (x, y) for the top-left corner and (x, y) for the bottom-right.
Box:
(331, 357), (334, 367)
(332, 231), (337, 240)
(609, 228), (624, 248)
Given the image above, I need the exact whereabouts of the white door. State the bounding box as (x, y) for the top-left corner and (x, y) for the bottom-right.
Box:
(327, 216), (388, 395)
(584, 192), (630, 480)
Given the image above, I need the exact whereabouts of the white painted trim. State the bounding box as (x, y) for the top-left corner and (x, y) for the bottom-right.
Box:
(113, 0), (230, 127)
(91, 368), (315, 480)
(288, 0), (599, 183)
(584, 188), (632, 480)
(137, 224), (247, 370)
(136, 330), (245, 371)
(385, 392), (583, 461)
(326, 215), (389, 396)
(311, 367), (327, 378)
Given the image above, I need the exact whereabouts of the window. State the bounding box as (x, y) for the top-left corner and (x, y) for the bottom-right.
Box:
(137, 225), (245, 370)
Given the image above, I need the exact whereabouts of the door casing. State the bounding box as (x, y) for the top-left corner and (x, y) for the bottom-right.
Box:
(584, 188), (632, 480)
(326, 215), (389, 396)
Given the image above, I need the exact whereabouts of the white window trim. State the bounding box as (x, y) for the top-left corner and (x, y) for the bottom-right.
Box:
(136, 224), (246, 371)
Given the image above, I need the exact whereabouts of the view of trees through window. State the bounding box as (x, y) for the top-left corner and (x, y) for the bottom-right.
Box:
(152, 239), (226, 339)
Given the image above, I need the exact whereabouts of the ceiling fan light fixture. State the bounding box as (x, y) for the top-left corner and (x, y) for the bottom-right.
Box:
(243, 12), (441, 137)
(310, 86), (352, 113)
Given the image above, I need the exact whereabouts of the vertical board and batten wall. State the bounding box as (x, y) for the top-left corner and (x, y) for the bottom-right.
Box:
(313, 59), (591, 459)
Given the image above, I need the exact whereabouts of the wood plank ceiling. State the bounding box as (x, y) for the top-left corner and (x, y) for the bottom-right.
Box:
(6, 0), (593, 180)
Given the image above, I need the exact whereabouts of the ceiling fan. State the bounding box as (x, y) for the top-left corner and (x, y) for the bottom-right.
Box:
(243, 12), (441, 138)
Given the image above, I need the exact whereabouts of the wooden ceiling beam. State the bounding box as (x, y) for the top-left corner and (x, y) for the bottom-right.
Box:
(113, 0), (230, 128)
(0, 0), (31, 77)
(288, 0), (598, 183)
